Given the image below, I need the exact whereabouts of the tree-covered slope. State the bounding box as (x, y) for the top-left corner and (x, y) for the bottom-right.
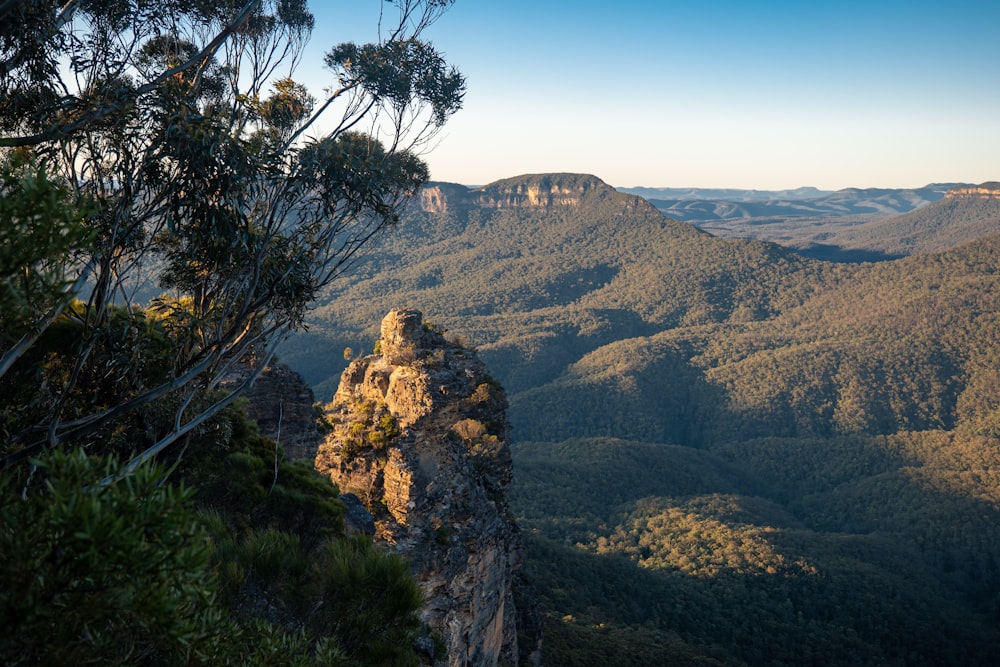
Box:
(288, 173), (838, 397)
(511, 233), (1000, 443)
(285, 172), (1000, 665)
(797, 188), (1000, 258)
(513, 436), (1000, 666)
(630, 182), (998, 262)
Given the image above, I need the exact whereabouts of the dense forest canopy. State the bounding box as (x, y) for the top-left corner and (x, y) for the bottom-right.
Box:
(1, 0), (464, 467)
(285, 174), (1000, 665)
(3, 0), (999, 658)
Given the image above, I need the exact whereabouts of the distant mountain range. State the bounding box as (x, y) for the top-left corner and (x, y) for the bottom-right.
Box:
(619, 186), (834, 202)
(630, 185), (956, 222)
(617, 184), (960, 207)
(285, 173), (1000, 666)
(616, 182), (1000, 262)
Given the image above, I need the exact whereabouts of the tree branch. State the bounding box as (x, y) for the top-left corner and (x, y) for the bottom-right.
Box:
(0, 0), (262, 147)
(106, 333), (285, 483)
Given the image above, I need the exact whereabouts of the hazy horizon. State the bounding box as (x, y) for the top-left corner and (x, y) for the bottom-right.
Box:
(302, 1), (1000, 191)
(424, 174), (972, 193)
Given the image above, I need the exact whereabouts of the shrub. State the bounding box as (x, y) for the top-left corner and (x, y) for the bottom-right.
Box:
(0, 449), (226, 665)
(309, 535), (423, 666)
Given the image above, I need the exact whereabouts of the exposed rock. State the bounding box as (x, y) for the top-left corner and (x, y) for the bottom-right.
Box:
(338, 492), (376, 536)
(315, 309), (540, 667)
(474, 173), (603, 209)
(420, 182), (477, 214)
(418, 173), (611, 213)
(946, 182), (1000, 199)
(240, 364), (322, 461)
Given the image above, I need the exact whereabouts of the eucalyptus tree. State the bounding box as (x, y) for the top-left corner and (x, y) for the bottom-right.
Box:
(0, 0), (464, 469)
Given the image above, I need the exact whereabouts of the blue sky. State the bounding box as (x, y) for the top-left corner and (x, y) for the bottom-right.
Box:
(302, 1), (1000, 189)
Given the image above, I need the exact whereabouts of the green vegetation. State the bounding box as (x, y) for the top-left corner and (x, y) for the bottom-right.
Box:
(1, 410), (425, 666)
(287, 175), (1000, 664)
(1, 0), (463, 467)
(1, 1), (463, 663)
(515, 437), (1000, 666)
(0, 154), (93, 346)
(806, 192), (1000, 258)
(5, 1), (995, 658)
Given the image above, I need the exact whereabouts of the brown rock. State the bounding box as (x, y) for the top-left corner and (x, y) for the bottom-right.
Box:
(241, 364), (322, 461)
(315, 309), (540, 666)
(945, 182), (1000, 199)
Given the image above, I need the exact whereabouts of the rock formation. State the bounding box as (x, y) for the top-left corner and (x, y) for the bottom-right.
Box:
(419, 173), (609, 213)
(419, 182), (477, 214)
(946, 182), (1000, 199)
(315, 309), (541, 667)
(241, 364), (322, 461)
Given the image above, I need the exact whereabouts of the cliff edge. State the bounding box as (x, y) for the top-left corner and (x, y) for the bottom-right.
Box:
(314, 309), (541, 666)
(419, 173), (631, 213)
(946, 182), (1000, 199)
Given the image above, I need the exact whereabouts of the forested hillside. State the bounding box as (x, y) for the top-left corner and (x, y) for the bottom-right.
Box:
(287, 173), (1000, 665)
(800, 187), (1000, 258)
(0, 0), (467, 663)
(285, 174), (840, 397)
(627, 182), (999, 263)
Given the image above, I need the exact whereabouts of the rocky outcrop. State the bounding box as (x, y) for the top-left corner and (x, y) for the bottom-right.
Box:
(241, 364), (322, 461)
(315, 309), (540, 667)
(419, 173), (611, 213)
(419, 182), (477, 214)
(473, 173), (603, 209)
(946, 182), (1000, 199)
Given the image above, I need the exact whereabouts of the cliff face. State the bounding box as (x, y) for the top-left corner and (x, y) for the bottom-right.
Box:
(314, 309), (540, 667)
(473, 173), (602, 208)
(420, 173), (612, 213)
(239, 364), (322, 461)
(946, 182), (1000, 199)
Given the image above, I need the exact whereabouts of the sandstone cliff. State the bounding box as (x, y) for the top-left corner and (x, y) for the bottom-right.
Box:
(315, 309), (540, 666)
(420, 173), (612, 213)
(241, 364), (322, 461)
(946, 182), (1000, 199)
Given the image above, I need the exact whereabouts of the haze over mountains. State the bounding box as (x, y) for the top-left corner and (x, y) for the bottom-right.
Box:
(284, 173), (1000, 665)
(619, 181), (1000, 262)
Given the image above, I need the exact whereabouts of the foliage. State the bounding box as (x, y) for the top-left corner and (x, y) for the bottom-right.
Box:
(1, 4), (457, 663)
(309, 535), (424, 667)
(0, 398), (425, 665)
(0, 0), (464, 472)
(285, 182), (1000, 663)
(0, 304), (179, 460)
(0, 154), (92, 347)
(0, 450), (224, 665)
(512, 433), (1000, 665)
(331, 395), (402, 457)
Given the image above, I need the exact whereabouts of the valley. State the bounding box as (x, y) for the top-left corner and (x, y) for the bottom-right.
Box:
(284, 174), (1000, 665)
(621, 182), (1000, 262)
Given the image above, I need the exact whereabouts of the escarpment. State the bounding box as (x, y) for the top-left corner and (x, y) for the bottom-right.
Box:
(241, 364), (322, 461)
(419, 173), (623, 212)
(945, 182), (1000, 199)
(315, 309), (541, 667)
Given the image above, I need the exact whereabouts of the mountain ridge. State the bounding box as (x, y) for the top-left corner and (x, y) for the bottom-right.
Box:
(282, 171), (1000, 665)
(420, 173), (649, 213)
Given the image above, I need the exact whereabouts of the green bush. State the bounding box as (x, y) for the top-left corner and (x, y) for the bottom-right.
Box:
(0, 449), (226, 665)
(310, 535), (423, 667)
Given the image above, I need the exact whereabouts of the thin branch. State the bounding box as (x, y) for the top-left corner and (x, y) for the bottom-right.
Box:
(107, 333), (286, 482)
(0, 0), (83, 77)
(0, 0), (262, 147)
(270, 398), (282, 494)
(0, 262), (94, 380)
